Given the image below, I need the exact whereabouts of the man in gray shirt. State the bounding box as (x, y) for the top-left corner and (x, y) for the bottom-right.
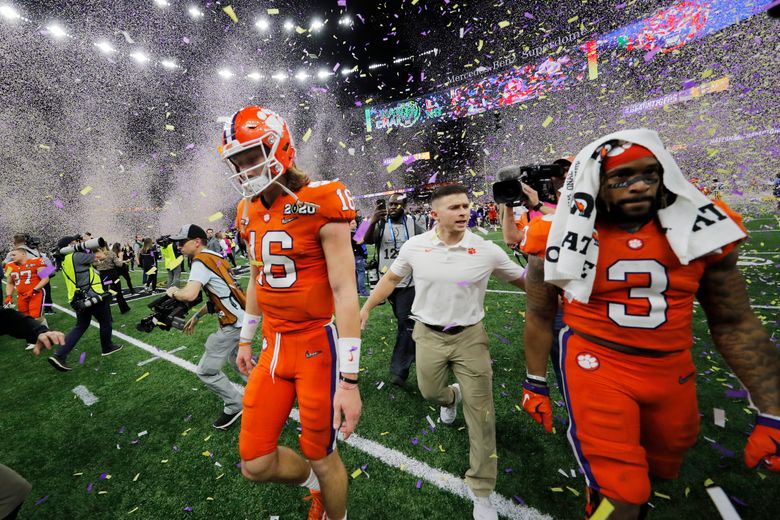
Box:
(167, 224), (247, 430)
(365, 193), (425, 386)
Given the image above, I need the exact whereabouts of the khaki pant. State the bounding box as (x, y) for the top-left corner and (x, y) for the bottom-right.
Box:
(413, 320), (495, 496)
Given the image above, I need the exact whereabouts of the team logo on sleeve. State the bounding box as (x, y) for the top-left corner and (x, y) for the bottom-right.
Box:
(576, 352), (600, 371)
(570, 192), (595, 218)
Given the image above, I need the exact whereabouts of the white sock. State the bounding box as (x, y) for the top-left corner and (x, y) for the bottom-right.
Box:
(300, 468), (320, 491)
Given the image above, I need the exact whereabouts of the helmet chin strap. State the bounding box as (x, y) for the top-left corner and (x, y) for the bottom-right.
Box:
(244, 169), (320, 211)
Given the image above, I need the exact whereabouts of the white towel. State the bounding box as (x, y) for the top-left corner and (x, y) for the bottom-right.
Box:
(545, 128), (746, 303)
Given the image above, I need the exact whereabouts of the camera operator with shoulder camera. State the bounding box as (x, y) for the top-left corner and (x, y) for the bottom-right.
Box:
(165, 224), (248, 430)
(48, 236), (123, 372)
(495, 159), (570, 249)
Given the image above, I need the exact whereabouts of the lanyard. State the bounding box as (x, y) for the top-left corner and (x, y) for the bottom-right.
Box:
(387, 216), (410, 249)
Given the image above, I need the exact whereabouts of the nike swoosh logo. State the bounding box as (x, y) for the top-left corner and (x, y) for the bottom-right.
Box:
(522, 394), (530, 406)
(678, 371), (695, 384)
(305, 350), (322, 359)
(281, 217), (298, 224)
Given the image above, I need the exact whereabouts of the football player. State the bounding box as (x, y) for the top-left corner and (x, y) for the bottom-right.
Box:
(4, 246), (50, 328)
(221, 106), (362, 520)
(521, 133), (780, 519)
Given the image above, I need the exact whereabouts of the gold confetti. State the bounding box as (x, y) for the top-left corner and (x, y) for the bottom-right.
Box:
(295, 26), (307, 34)
(386, 155), (403, 172)
(135, 372), (150, 382)
(704, 478), (714, 487)
(38, 144), (51, 150)
(80, 186), (93, 195)
(133, 473), (140, 482)
(498, 20), (511, 28)
(208, 211), (224, 222)
(590, 498), (615, 520)
(542, 116), (554, 128)
(567, 486), (580, 496)
(654, 492), (671, 500)
(267, 8), (279, 14)
(222, 5), (238, 23)
(351, 469), (363, 478)
(550, 487), (564, 492)
(302, 128), (312, 142)
(128, 507), (139, 514)
(567, 15), (579, 23)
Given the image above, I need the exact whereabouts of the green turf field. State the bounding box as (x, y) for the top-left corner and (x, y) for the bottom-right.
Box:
(1, 215), (778, 519)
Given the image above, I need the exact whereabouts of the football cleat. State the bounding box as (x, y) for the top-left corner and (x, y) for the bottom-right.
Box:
(303, 490), (326, 520)
(219, 105), (297, 198)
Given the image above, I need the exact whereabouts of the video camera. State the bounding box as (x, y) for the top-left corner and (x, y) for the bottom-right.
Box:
(156, 235), (173, 248)
(57, 237), (107, 255)
(492, 164), (563, 207)
(136, 293), (202, 333)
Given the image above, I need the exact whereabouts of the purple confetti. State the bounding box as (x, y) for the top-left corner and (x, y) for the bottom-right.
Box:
(53, 198), (65, 209)
(183, 506), (193, 513)
(725, 389), (748, 399)
(416, 479), (422, 489)
(87, 482), (93, 492)
(79, 351), (86, 365)
(524, 12), (534, 19)
(513, 495), (525, 505)
(118, 426), (125, 434)
(35, 495), (49, 506)
(411, 437), (419, 446)
(99, 472), (107, 480)
(422, 444), (432, 452)
(182, 36), (190, 44)
(352, 219), (371, 243)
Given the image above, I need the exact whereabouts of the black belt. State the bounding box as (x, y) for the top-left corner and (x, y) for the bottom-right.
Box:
(423, 322), (475, 335)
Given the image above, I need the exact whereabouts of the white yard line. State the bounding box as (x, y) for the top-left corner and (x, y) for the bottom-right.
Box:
(51, 303), (549, 520)
(137, 346), (188, 366)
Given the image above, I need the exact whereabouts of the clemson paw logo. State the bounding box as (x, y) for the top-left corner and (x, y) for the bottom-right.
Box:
(467, 248), (477, 255)
(261, 337), (268, 351)
(576, 352), (599, 371)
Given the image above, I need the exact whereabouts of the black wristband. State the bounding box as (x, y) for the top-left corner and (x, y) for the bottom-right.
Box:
(339, 375), (359, 385)
(533, 202), (543, 211)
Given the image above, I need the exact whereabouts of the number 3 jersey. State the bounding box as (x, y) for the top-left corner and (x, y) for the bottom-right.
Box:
(522, 200), (746, 351)
(236, 180), (356, 333)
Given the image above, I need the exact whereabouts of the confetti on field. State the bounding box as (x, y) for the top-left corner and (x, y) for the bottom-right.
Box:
(135, 372), (150, 382)
(128, 507), (139, 514)
(208, 211), (224, 222)
(80, 186), (93, 195)
(590, 497), (615, 520)
(351, 468), (362, 478)
(302, 128), (312, 142)
(78, 351), (87, 364)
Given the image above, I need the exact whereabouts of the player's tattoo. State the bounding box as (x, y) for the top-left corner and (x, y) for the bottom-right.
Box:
(697, 249), (780, 415)
(525, 256), (559, 320)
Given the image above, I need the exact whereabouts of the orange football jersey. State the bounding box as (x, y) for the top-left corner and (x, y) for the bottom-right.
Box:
(523, 200), (746, 351)
(6, 257), (46, 295)
(237, 180), (357, 332)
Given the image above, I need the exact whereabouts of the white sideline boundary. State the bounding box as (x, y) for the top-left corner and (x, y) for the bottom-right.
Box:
(51, 303), (549, 520)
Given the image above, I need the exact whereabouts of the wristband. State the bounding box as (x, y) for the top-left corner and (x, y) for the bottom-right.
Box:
(240, 312), (262, 343)
(533, 202), (543, 211)
(339, 375), (359, 385)
(338, 381), (358, 391)
(526, 373), (547, 384)
(338, 337), (361, 373)
(238, 340), (252, 349)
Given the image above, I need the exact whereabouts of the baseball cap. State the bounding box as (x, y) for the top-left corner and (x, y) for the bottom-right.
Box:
(170, 224), (208, 242)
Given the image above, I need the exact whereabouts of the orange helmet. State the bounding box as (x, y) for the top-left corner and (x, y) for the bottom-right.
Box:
(219, 105), (297, 197)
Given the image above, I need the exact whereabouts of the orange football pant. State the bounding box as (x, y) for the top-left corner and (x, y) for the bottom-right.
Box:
(559, 327), (699, 505)
(17, 291), (44, 319)
(239, 322), (338, 462)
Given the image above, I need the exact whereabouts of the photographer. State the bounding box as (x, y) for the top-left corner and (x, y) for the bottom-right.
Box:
(158, 237), (184, 288)
(94, 244), (131, 315)
(365, 194), (425, 387)
(48, 236), (122, 372)
(165, 225), (247, 430)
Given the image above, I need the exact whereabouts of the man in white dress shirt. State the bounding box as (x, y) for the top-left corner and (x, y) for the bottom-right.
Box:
(360, 184), (526, 520)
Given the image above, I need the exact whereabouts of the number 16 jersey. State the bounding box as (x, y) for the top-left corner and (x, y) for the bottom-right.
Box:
(236, 180), (356, 333)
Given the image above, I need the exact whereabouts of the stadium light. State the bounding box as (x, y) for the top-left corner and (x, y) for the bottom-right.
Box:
(247, 71), (263, 81)
(294, 71), (309, 82)
(188, 6), (203, 19)
(255, 18), (270, 31)
(46, 22), (68, 39)
(283, 19), (294, 31)
(153, 0), (170, 8)
(160, 59), (178, 69)
(271, 72), (287, 82)
(218, 68), (234, 79)
(94, 40), (116, 54)
(316, 69), (331, 80)
(341, 66), (355, 76)
(338, 15), (352, 26)
(310, 18), (324, 32)
(0, 4), (21, 20)
(130, 50), (150, 64)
